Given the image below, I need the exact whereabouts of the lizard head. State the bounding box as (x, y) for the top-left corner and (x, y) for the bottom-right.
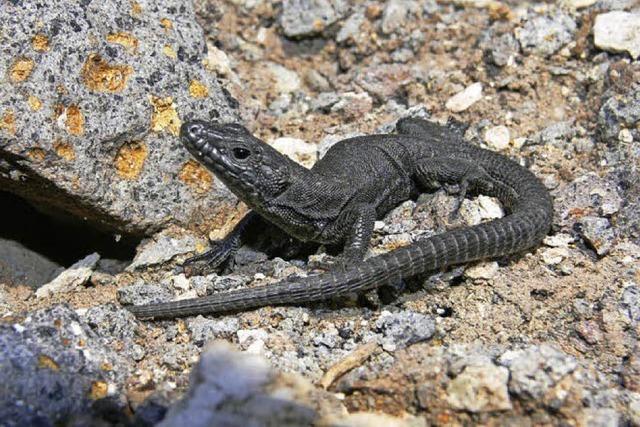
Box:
(180, 120), (301, 204)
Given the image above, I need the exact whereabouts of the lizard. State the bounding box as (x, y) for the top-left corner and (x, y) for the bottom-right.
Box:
(128, 117), (553, 319)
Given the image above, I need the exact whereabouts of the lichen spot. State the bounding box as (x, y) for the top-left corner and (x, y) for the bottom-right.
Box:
(64, 105), (85, 136)
(27, 95), (42, 111)
(115, 141), (148, 179)
(162, 45), (177, 59)
(106, 32), (139, 55)
(130, 0), (142, 15)
(150, 95), (181, 135)
(179, 160), (213, 194)
(32, 34), (50, 52)
(89, 381), (109, 400)
(81, 53), (133, 93)
(189, 79), (209, 99)
(27, 148), (46, 163)
(0, 109), (16, 135)
(160, 18), (173, 31)
(312, 19), (325, 32)
(37, 354), (60, 371)
(54, 140), (76, 161)
(9, 57), (35, 83)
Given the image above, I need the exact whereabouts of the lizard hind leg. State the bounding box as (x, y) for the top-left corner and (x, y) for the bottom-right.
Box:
(415, 158), (496, 219)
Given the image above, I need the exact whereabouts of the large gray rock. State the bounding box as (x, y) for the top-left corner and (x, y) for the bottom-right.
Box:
(0, 304), (134, 426)
(0, 0), (239, 236)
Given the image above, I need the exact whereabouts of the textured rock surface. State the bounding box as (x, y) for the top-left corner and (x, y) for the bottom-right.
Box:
(36, 252), (100, 298)
(280, 0), (350, 38)
(0, 305), (134, 426)
(515, 12), (576, 57)
(0, 0), (238, 236)
(0, 238), (62, 288)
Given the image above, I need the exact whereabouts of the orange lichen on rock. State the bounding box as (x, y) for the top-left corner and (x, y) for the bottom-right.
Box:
(106, 32), (139, 54)
(179, 160), (213, 194)
(189, 79), (209, 98)
(27, 95), (42, 111)
(32, 34), (50, 52)
(160, 18), (173, 31)
(54, 140), (76, 161)
(89, 381), (109, 400)
(150, 95), (181, 135)
(37, 354), (60, 371)
(9, 57), (35, 83)
(81, 53), (133, 93)
(115, 141), (148, 179)
(162, 45), (177, 59)
(27, 148), (46, 163)
(0, 109), (16, 135)
(65, 105), (85, 136)
(130, 0), (142, 15)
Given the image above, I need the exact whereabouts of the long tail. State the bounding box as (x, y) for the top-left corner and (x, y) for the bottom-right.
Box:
(128, 192), (552, 319)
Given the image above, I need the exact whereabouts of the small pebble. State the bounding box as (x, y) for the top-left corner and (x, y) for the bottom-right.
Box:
(594, 12), (640, 59)
(542, 247), (570, 265)
(446, 82), (483, 112)
(464, 261), (499, 280)
(484, 125), (510, 151)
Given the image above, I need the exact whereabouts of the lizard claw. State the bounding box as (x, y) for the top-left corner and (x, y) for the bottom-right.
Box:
(181, 240), (236, 277)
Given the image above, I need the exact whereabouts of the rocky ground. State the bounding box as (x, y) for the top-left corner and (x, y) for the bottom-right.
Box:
(1, 0), (639, 426)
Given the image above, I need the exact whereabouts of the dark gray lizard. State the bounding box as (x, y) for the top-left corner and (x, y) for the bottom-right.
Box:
(128, 117), (553, 319)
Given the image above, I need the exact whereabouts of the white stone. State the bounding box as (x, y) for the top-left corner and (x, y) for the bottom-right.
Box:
(245, 339), (266, 354)
(464, 261), (499, 280)
(477, 195), (504, 220)
(237, 328), (269, 345)
(175, 290), (198, 300)
(36, 253), (100, 298)
(594, 12), (640, 59)
(205, 43), (233, 76)
(446, 82), (483, 112)
(171, 274), (191, 291)
(560, 0), (597, 8)
(541, 247), (569, 265)
(619, 128), (633, 143)
(270, 137), (317, 167)
(267, 62), (302, 94)
(543, 233), (575, 248)
(484, 125), (511, 151)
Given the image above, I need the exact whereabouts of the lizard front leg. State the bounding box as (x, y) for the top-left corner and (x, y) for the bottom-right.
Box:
(182, 211), (259, 275)
(321, 204), (377, 268)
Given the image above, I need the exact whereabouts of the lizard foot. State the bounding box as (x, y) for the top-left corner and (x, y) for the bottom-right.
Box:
(180, 240), (236, 277)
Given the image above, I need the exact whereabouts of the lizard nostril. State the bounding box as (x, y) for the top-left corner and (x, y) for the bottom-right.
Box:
(181, 122), (205, 142)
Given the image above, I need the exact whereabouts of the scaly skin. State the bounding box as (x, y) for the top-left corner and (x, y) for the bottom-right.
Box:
(128, 118), (553, 319)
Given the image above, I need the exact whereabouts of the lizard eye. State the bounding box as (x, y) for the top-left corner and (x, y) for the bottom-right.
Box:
(232, 147), (251, 160)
